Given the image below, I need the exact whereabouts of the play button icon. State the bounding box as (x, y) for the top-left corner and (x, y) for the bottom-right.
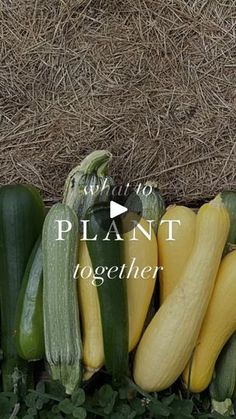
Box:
(83, 184), (143, 235)
(110, 201), (128, 219)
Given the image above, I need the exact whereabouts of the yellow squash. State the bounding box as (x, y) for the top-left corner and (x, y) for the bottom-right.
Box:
(78, 241), (104, 380)
(122, 216), (158, 352)
(183, 250), (236, 392)
(158, 205), (196, 303)
(133, 195), (229, 392)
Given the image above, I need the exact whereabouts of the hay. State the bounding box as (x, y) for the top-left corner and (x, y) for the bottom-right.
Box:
(1, 0), (236, 205)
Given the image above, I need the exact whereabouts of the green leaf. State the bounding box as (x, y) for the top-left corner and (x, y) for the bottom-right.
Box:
(45, 380), (66, 400)
(98, 384), (115, 407)
(51, 405), (60, 414)
(36, 381), (46, 394)
(110, 414), (124, 419)
(45, 412), (64, 419)
(201, 414), (227, 419)
(25, 393), (37, 408)
(148, 399), (171, 417)
(72, 406), (87, 418)
(116, 403), (132, 415)
(103, 392), (117, 415)
(72, 389), (86, 406)
(118, 385), (136, 401)
(35, 398), (45, 410)
(58, 399), (74, 414)
(171, 416), (192, 419)
(170, 399), (194, 416)
(162, 395), (176, 406)
(28, 407), (38, 415)
(130, 398), (146, 415)
(0, 395), (11, 415)
(1, 391), (18, 409)
(118, 386), (129, 400)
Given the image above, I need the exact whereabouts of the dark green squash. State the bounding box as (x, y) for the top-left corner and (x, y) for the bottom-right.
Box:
(86, 204), (128, 381)
(210, 191), (236, 403)
(221, 191), (236, 255)
(0, 185), (45, 390)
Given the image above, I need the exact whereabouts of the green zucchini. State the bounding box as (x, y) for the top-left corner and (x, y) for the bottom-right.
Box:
(210, 191), (236, 404)
(0, 184), (45, 391)
(86, 204), (128, 381)
(221, 191), (236, 255)
(42, 203), (82, 394)
(211, 334), (236, 402)
(63, 150), (114, 223)
(15, 237), (44, 361)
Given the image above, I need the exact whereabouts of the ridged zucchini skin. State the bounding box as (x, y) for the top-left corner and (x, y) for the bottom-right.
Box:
(63, 150), (114, 222)
(86, 204), (128, 381)
(211, 334), (236, 401)
(221, 191), (236, 255)
(133, 195), (229, 392)
(42, 203), (82, 395)
(15, 237), (44, 361)
(158, 206), (196, 304)
(209, 191), (236, 402)
(183, 250), (236, 393)
(0, 185), (45, 391)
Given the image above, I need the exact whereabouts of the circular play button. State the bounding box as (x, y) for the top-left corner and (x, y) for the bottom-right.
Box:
(83, 185), (143, 237)
(109, 184), (143, 234)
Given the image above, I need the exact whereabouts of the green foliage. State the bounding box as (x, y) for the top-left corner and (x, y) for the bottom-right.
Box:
(0, 377), (229, 419)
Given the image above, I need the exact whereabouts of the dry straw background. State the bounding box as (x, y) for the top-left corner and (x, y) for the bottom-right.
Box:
(1, 0), (236, 205)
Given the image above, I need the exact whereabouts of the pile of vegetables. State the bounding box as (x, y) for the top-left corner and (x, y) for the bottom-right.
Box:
(1, 150), (236, 418)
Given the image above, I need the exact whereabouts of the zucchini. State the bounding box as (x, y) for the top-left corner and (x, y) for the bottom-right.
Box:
(15, 237), (44, 361)
(64, 150), (113, 379)
(134, 195), (229, 392)
(0, 184), (45, 391)
(211, 334), (236, 402)
(209, 191), (236, 402)
(221, 191), (236, 255)
(86, 204), (128, 380)
(42, 203), (82, 394)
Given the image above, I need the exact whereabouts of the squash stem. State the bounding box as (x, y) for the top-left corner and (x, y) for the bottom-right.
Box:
(80, 150), (112, 175)
(63, 150), (112, 207)
(210, 194), (224, 208)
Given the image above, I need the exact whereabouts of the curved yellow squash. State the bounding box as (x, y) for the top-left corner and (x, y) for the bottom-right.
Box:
(133, 195), (229, 392)
(183, 250), (236, 392)
(78, 241), (104, 379)
(122, 217), (158, 352)
(158, 205), (196, 303)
